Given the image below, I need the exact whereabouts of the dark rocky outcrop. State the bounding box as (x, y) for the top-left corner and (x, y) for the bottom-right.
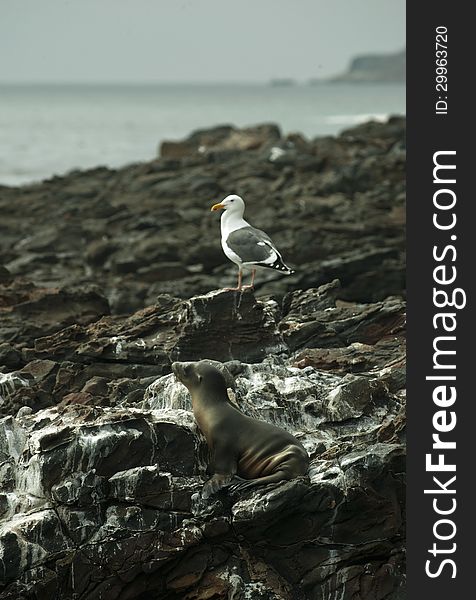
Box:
(0, 281), (406, 599)
(0, 120), (406, 599)
(160, 123), (281, 159)
(0, 118), (405, 313)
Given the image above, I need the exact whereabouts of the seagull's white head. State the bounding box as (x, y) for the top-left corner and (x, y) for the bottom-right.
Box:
(210, 194), (245, 216)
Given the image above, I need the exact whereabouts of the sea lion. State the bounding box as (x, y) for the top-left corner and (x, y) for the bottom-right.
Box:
(171, 360), (309, 499)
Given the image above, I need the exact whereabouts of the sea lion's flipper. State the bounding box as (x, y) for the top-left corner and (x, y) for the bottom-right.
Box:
(228, 470), (290, 494)
(202, 445), (238, 499)
(202, 473), (233, 499)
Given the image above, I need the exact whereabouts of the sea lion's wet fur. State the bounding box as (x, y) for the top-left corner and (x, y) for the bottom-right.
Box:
(172, 360), (309, 498)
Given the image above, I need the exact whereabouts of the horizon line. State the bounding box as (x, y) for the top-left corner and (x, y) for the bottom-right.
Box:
(0, 78), (405, 87)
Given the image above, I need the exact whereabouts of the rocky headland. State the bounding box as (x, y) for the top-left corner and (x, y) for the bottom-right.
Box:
(0, 118), (406, 599)
(330, 50), (406, 83)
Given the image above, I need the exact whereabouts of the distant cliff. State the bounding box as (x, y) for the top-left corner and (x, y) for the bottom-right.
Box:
(332, 49), (406, 82)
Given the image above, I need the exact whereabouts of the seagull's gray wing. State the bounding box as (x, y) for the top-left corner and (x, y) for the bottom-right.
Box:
(225, 226), (278, 264)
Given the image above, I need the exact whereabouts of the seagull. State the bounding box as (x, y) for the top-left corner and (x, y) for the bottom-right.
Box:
(210, 194), (295, 290)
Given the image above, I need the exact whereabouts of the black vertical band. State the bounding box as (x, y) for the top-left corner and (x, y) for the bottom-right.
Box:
(407, 2), (474, 596)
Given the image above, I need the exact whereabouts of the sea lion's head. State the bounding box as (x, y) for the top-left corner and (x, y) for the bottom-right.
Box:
(172, 360), (230, 397)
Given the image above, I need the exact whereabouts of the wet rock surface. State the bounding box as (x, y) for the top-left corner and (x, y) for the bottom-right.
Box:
(0, 120), (405, 599)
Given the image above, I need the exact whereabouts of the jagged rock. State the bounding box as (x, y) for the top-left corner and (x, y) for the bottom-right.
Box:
(293, 337), (405, 376)
(1, 119), (404, 312)
(280, 284), (405, 352)
(1, 290), (289, 418)
(0, 281), (405, 597)
(0, 279), (110, 346)
(80, 375), (109, 396)
(160, 123), (281, 159)
(0, 119), (406, 599)
(0, 267), (13, 285)
(171, 290), (286, 363)
(281, 281), (340, 327)
(0, 344), (21, 370)
(109, 467), (201, 511)
(0, 364), (405, 598)
(0, 280), (406, 598)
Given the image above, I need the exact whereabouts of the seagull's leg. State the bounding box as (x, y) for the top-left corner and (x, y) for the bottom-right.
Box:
(224, 268), (243, 292)
(243, 269), (256, 290)
(237, 268), (243, 290)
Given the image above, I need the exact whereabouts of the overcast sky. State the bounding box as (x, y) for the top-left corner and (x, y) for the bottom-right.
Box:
(1, 0), (405, 83)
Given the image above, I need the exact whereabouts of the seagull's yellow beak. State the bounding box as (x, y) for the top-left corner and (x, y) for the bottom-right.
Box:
(210, 202), (225, 212)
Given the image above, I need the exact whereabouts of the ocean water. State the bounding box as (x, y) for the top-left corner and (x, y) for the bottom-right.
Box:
(0, 83), (405, 187)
